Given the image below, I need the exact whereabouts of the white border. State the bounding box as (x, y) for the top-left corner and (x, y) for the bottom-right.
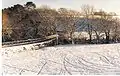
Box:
(0, 0), (118, 76)
(0, 0), (2, 75)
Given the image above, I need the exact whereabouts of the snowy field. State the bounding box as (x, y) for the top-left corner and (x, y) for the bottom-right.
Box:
(1, 43), (120, 75)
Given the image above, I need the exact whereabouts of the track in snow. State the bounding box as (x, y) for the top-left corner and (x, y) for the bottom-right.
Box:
(2, 43), (120, 75)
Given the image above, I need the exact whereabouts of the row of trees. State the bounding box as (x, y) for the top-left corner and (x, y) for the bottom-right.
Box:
(80, 5), (120, 44)
(2, 2), (120, 44)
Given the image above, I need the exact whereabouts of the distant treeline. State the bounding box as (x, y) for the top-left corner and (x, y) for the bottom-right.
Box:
(2, 2), (120, 44)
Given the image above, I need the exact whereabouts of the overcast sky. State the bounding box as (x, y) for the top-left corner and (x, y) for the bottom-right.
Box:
(2, 0), (120, 15)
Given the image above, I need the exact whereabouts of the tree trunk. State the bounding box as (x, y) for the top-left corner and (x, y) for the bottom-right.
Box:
(72, 39), (74, 44)
(105, 32), (110, 44)
(89, 34), (92, 43)
(96, 35), (100, 43)
(56, 34), (58, 45)
(88, 24), (92, 44)
(70, 32), (74, 44)
(94, 31), (100, 44)
(106, 35), (110, 43)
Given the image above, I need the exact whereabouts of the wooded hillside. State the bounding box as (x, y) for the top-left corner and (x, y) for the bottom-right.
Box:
(2, 2), (120, 44)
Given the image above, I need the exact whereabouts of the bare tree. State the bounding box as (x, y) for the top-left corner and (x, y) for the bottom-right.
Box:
(91, 18), (103, 43)
(36, 6), (59, 37)
(91, 10), (118, 43)
(58, 8), (79, 44)
(99, 11), (114, 43)
(111, 18), (120, 42)
(81, 4), (95, 43)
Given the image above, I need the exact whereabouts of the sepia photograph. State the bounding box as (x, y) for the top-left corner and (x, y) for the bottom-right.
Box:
(1, 0), (120, 75)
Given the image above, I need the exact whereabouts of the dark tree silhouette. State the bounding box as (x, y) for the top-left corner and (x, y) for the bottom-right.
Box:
(25, 2), (36, 10)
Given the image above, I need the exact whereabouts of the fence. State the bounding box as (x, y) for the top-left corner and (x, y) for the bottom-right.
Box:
(2, 34), (58, 47)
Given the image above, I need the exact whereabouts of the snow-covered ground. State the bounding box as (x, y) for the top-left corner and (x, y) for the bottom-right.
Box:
(1, 43), (120, 75)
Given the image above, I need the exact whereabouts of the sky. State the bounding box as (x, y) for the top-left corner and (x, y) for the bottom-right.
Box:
(2, 0), (120, 15)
